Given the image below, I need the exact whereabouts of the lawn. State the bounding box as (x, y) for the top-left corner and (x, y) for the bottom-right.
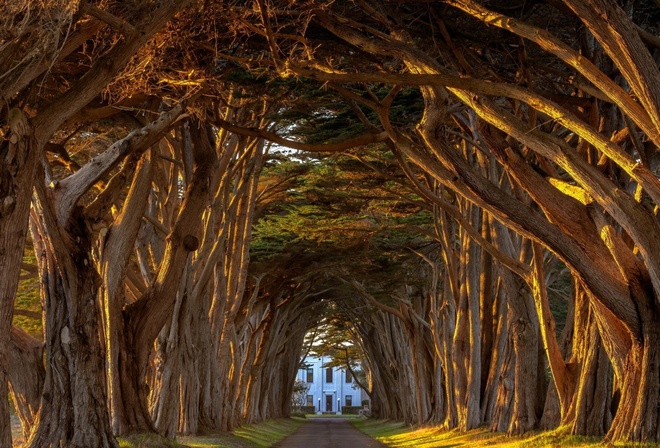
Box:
(118, 418), (303, 448)
(350, 418), (659, 448)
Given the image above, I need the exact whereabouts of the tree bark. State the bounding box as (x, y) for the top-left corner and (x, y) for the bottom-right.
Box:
(100, 152), (157, 435)
(8, 326), (44, 440)
(504, 271), (540, 435)
(452, 205), (482, 430)
(121, 120), (218, 434)
(565, 285), (612, 436)
(0, 109), (39, 447)
(605, 286), (660, 442)
(28, 193), (118, 448)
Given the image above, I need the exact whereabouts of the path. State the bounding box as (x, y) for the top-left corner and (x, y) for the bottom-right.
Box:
(273, 418), (386, 448)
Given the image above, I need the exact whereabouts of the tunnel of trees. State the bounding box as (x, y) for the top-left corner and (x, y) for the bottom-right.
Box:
(3, 0), (660, 445)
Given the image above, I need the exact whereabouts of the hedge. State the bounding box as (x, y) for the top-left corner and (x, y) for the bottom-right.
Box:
(292, 406), (317, 414)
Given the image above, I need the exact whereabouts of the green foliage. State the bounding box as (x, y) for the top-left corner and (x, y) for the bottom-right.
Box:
(252, 152), (431, 266)
(341, 406), (364, 415)
(275, 84), (423, 145)
(252, 150), (438, 380)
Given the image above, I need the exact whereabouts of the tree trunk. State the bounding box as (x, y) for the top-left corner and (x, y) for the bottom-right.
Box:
(439, 218), (458, 429)
(539, 293), (574, 430)
(491, 268), (536, 434)
(566, 289), (612, 436)
(0, 109), (39, 447)
(481, 278), (506, 426)
(505, 274), (540, 435)
(453, 207), (482, 430)
(242, 303), (275, 424)
(8, 326), (44, 440)
(100, 151), (157, 435)
(357, 317), (406, 420)
(27, 203), (118, 448)
(401, 293), (434, 425)
(109, 326), (155, 435)
(121, 120), (218, 435)
(151, 263), (190, 438)
(490, 323), (515, 433)
(197, 266), (226, 431)
(177, 281), (206, 435)
(479, 221), (495, 403)
(606, 294), (660, 442)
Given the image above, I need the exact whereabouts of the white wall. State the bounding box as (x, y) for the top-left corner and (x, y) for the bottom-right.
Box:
(296, 356), (365, 413)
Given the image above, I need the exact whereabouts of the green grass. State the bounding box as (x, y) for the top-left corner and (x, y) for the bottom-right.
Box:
(350, 419), (660, 448)
(119, 432), (190, 448)
(119, 418), (302, 448)
(13, 417), (302, 448)
(177, 418), (303, 448)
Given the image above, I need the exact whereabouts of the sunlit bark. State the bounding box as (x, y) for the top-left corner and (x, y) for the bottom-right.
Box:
(28, 184), (117, 448)
(120, 119), (218, 436)
(6, 0), (660, 444)
(298, 4), (660, 439)
(8, 326), (44, 441)
(0, 109), (38, 447)
(99, 108), (185, 435)
(565, 284), (612, 436)
(452, 204), (482, 430)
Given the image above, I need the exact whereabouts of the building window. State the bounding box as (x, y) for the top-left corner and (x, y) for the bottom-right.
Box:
(306, 395), (314, 406)
(325, 367), (333, 383)
(345, 369), (352, 383)
(306, 367), (313, 383)
(345, 395), (352, 407)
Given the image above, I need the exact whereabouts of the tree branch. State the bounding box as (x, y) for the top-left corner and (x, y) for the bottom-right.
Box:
(341, 277), (407, 322)
(54, 103), (187, 225)
(214, 117), (389, 152)
(80, 2), (137, 36)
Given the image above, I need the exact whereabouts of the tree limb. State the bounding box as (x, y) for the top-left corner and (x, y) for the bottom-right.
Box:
(214, 117), (389, 153)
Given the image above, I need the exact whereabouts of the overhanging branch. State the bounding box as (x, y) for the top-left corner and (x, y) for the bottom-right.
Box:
(214, 117), (389, 153)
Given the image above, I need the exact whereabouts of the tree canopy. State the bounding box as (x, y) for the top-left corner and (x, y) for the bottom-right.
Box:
(4, 0), (660, 445)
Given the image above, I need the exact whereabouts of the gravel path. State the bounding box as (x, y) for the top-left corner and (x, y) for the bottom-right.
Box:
(273, 418), (386, 448)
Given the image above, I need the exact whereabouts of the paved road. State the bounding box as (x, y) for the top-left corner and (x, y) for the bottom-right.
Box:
(274, 418), (387, 448)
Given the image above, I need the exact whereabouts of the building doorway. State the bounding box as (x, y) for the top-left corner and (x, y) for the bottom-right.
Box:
(325, 394), (333, 412)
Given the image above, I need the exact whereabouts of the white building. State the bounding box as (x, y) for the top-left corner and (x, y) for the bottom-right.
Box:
(296, 356), (365, 414)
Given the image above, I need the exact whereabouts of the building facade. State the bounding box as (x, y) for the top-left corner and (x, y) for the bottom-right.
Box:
(296, 356), (365, 414)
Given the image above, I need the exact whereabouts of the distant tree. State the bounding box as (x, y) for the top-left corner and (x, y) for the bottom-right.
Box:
(290, 379), (311, 409)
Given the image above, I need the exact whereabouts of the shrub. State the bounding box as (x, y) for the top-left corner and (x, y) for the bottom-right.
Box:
(341, 406), (363, 415)
(292, 405), (316, 414)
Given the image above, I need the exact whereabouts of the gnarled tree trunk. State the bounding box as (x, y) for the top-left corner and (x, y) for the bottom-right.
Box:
(0, 109), (38, 447)
(28, 197), (117, 448)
